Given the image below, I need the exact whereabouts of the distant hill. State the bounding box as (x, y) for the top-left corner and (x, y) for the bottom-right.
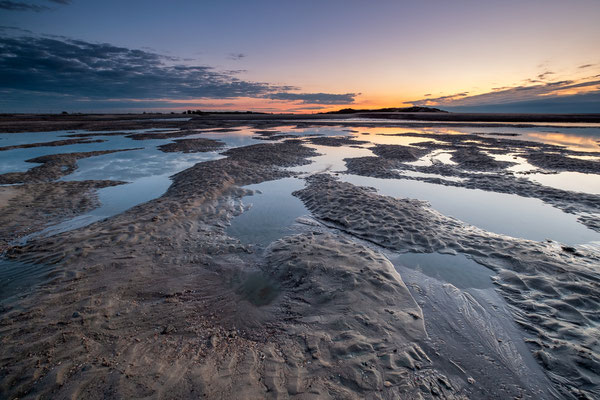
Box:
(321, 106), (448, 114)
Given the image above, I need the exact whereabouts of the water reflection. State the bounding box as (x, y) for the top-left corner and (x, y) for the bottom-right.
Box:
(390, 252), (493, 289)
(226, 178), (309, 247)
(527, 171), (600, 195)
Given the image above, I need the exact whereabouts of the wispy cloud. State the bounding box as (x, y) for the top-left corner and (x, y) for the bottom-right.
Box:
(228, 53), (246, 60)
(409, 76), (600, 109)
(537, 71), (555, 80)
(265, 92), (357, 104)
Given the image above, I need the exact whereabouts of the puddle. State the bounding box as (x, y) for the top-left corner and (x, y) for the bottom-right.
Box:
(390, 252), (493, 289)
(405, 150), (456, 168)
(3, 127), (285, 241)
(235, 271), (281, 306)
(288, 145), (374, 174)
(62, 147), (222, 181)
(227, 178), (309, 247)
(338, 174), (600, 245)
(397, 170), (465, 182)
(526, 171), (600, 195)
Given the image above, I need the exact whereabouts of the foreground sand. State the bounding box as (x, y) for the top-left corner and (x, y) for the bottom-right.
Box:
(1, 115), (599, 399)
(1, 141), (461, 399)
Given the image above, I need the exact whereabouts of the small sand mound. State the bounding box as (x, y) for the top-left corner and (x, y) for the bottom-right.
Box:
(222, 141), (319, 167)
(157, 137), (225, 153)
(305, 136), (369, 147)
(263, 232), (464, 398)
(371, 144), (431, 162)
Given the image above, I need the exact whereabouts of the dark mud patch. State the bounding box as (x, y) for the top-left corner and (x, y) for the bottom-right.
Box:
(304, 136), (369, 147)
(222, 140), (319, 167)
(450, 147), (515, 171)
(371, 144), (431, 162)
(157, 138), (225, 153)
(235, 271), (281, 306)
(526, 151), (600, 173)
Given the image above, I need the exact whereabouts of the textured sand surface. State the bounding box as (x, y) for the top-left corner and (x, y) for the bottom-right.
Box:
(0, 186), (18, 208)
(0, 180), (124, 253)
(294, 175), (600, 399)
(1, 115), (599, 399)
(157, 137), (225, 153)
(1, 141), (467, 399)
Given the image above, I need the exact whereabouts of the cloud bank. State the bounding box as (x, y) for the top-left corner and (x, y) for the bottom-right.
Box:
(0, 32), (357, 111)
(265, 92), (357, 104)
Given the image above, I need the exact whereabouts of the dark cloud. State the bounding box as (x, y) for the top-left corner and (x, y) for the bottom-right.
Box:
(537, 71), (555, 80)
(0, 34), (296, 100)
(265, 92), (357, 104)
(228, 53), (246, 60)
(579, 64), (594, 69)
(408, 92), (468, 105)
(0, 33), (357, 111)
(0, 1), (48, 11)
(0, 0), (69, 11)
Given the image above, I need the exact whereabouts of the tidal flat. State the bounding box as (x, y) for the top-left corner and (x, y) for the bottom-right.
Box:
(0, 113), (599, 399)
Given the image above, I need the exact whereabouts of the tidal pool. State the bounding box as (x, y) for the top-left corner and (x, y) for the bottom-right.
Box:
(226, 178), (309, 247)
(338, 173), (600, 245)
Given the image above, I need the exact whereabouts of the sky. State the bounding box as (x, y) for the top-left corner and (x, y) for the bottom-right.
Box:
(1, 0), (599, 113)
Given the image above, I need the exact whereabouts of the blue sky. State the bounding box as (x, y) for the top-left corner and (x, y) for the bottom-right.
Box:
(1, 0), (599, 113)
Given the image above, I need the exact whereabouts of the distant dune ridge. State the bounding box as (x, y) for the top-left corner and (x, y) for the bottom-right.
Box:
(322, 106), (448, 114)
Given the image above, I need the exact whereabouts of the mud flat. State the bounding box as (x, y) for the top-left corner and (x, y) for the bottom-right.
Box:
(0, 115), (599, 399)
(0, 140), (466, 399)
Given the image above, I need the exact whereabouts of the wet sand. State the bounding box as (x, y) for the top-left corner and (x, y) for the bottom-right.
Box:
(1, 114), (599, 399)
(0, 186), (18, 208)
